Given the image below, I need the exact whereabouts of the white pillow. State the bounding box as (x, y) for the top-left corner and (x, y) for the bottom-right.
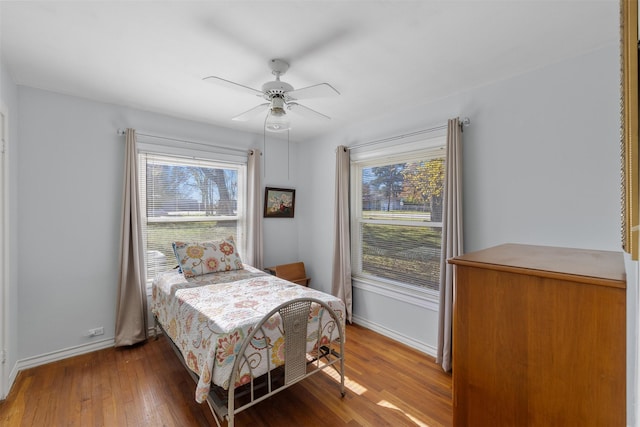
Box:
(172, 236), (243, 278)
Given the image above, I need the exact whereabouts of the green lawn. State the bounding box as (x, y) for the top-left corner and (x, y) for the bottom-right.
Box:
(144, 218), (441, 290)
(362, 222), (441, 290)
(145, 220), (237, 277)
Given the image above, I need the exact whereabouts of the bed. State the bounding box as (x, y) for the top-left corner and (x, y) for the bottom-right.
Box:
(150, 238), (346, 427)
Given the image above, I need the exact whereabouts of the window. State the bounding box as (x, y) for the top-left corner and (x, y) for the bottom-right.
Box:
(138, 152), (246, 282)
(351, 144), (444, 294)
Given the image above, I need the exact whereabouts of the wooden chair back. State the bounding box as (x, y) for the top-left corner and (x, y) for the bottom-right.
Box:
(274, 262), (311, 286)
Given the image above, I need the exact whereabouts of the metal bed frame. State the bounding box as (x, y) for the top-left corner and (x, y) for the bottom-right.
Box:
(156, 297), (345, 427)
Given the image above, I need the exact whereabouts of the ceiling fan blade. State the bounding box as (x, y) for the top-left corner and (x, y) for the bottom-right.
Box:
(203, 76), (264, 97)
(287, 83), (340, 100)
(232, 103), (270, 121)
(287, 27), (352, 64)
(287, 102), (331, 120)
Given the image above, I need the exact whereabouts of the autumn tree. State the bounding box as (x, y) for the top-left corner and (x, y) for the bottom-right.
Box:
(401, 158), (445, 221)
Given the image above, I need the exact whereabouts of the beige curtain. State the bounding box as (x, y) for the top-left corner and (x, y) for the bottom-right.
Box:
(246, 149), (264, 269)
(436, 118), (464, 372)
(331, 146), (353, 322)
(115, 128), (148, 347)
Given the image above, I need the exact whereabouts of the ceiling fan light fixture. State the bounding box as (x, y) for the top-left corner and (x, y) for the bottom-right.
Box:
(265, 109), (291, 132)
(265, 96), (291, 132)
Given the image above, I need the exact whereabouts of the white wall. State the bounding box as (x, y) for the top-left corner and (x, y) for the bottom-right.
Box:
(298, 43), (621, 352)
(462, 49), (621, 253)
(0, 56), (19, 398)
(14, 87), (298, 362)
(261, 137), (303, 268)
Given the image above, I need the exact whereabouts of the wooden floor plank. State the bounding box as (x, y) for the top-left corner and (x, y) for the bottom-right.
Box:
(0, 324), (452, 426)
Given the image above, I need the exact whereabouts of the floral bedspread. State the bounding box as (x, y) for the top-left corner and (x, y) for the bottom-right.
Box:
(151, 265), (345, 403)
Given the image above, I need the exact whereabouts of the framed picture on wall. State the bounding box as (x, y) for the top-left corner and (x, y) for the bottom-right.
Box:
(264, 187), (295, 218)
(620, 0), (639, 260)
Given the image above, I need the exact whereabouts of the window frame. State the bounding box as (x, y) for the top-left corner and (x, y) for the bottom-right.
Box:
(349, 132), (446, 306)
(137, 142), (248, 285)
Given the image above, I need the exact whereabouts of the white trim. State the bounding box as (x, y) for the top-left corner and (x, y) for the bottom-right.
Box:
(4, 327), (158, 399)
(137, 151), (248, 283)
(352, 315), (436, 357)
(137, 138), (247, 165)
(0, 104), (7, 400)
(350, 139), (446, 295)
(8, 361), (17, 395)
(16, 339), (114, 372)
(349, 130), (447, 162)
(626, 253), (639, 427)
(13, 324), (161, 375)
(352, 277), (439, 312)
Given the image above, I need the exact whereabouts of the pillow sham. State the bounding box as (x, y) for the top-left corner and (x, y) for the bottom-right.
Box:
(172, 237), (243, 278)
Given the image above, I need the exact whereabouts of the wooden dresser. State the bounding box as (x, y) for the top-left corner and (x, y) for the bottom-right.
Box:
(449, 244), (626, 426)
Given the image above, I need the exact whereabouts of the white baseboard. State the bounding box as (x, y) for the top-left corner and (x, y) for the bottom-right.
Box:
(0, 365), (18, 400)
(2, 326), (161, 400)
(16, 337), (115, 372)
(351, 314), (437, 357)
(7, 362), (19, 395)
(14, 326), (160, 375)
(2, 338), (115, 401)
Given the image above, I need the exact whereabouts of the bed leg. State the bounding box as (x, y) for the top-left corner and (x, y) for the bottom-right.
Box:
(154, 317), (160, 340)
(205, 398), (224, 427)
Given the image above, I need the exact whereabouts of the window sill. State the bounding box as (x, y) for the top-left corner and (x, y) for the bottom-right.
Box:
(352, 276), (439, 312)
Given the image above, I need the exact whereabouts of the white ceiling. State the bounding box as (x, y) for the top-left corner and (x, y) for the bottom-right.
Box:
(0, 1), (619, 141)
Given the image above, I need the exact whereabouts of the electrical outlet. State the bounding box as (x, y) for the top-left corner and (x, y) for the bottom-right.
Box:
(88, 327), (104, 337)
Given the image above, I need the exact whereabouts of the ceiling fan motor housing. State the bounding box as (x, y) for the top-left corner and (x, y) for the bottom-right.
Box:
(262, 80), (294, 100)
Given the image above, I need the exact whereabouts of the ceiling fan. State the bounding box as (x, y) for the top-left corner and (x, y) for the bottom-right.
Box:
(204, 59), (340, 132)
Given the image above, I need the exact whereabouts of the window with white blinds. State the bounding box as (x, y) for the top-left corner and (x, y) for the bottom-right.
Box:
(351, 146), (444, 292)
(138, 152), (246, 282)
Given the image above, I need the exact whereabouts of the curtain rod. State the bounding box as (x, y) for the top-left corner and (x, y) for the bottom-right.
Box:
(347, 117), (470, 151)
(116, 128), (248, 154)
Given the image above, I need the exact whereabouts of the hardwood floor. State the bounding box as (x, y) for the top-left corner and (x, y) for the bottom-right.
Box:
(0, 324), (452, 426)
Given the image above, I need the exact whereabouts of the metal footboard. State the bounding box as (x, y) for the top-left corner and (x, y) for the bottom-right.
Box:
(222, 297), (345, 427)
(157, 297), (345, 427)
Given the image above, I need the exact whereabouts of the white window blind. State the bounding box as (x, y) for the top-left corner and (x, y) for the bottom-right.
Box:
(138, 152), (246, 281)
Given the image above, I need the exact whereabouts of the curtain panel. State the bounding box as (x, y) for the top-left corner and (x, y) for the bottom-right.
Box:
(115, 128), (148, 347)
(246, 149), (264, 269)
(436, 118), (464, 372)
(331, 146), (353, 322)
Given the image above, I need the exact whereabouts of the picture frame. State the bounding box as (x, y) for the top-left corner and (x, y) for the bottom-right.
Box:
(620, 0), (638, 260)
(264, 187), (296, 218)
